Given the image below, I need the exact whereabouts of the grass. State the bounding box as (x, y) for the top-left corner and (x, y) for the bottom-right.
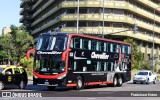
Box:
(157, 75), (160, 80)
(131, 69), (139, 80)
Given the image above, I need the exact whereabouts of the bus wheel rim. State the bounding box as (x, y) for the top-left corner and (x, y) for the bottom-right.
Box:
(114, 77), (117, 85)
(78, 80), (82, 88)
(119, 77), (122, 85)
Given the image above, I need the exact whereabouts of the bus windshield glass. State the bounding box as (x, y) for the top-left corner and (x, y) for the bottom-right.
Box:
(34, 55), (65, 73)
(36, 35), (68, 51)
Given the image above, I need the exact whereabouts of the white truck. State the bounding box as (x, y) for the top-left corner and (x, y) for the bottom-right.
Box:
(133, 70), (157, 84)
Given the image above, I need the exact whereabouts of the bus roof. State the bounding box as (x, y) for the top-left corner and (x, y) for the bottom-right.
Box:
(40, 32), (131, 45)
(40, 32), (72, 36)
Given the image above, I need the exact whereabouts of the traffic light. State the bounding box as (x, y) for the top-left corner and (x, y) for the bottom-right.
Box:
(133, 24), (138, 34)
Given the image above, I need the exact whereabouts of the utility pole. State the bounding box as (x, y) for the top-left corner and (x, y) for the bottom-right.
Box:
(77, 0), (79, 34)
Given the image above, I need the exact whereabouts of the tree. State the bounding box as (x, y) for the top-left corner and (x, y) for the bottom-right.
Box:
(0, 34), (14, 65)
(124, 38), (143, 70)
(11, 25), (34, 64)
(0, 25), (34, 64)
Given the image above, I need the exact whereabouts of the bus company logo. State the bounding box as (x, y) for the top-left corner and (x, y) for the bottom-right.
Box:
(91, 52), (109, 59)
(37, 51), (62, 55)
(2, 92), (11, 98)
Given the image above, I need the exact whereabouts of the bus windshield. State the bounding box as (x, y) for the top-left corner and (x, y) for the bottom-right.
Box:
(34, 55), (65, 73)
(36, 35), (68, 51)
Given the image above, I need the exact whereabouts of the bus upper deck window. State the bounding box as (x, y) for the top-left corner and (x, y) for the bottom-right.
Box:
(128, 46), (131, 54)
(88, 40), (91, 50)
(110, 43), (113, 52)
(74, 37), (80, 49)
(70, 39), (73, 48)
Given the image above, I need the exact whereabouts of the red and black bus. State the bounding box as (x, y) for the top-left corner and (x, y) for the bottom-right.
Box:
(27, 32), (131, 90)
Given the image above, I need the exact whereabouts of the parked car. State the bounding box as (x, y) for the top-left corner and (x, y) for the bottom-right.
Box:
(0, 65), (28, 90)
(133, 70), (157, 84)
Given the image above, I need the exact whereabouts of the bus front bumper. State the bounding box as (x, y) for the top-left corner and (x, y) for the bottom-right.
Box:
(33, 78), (66, 87)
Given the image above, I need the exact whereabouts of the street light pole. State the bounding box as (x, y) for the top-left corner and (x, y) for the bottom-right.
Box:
(77, 0), (79, 34)
(102, 0), (104, 38)
(152, 7), (160, 72)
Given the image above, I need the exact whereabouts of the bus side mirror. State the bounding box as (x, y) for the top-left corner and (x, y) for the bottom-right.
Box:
(62, 49), (71, 61)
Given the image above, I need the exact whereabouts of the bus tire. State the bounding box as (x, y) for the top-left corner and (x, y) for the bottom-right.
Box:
(113, 76), (117, 87)
(76, 76), (84, 90)
(117, 76), (123, 87)
(47, 86), (56, 90)
(0, 81), (4, 90)
(107, 76), (117, 87)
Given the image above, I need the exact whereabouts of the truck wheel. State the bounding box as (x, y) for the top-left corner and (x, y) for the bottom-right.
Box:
(76, 76), (84, 90)
(19, 81), (26, 89)
(146, 79), (149, 84)
(153, 78), (156, 84)
(0, 81), (4, 90)
(117, 76), (123, 87)
(47, 86), (56, 90)
(133, 82), (136, 84)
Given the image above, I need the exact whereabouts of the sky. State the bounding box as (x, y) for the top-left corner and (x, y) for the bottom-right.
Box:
(0, 0), (21, 35)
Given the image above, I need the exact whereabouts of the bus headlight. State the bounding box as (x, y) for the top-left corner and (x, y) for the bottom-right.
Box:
(33, 74), (38, 79)
(57, 74), (66, 80)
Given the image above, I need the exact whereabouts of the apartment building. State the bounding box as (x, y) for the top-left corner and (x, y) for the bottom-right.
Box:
(2, 27), (11, 35)
(20, 0), (160, 62)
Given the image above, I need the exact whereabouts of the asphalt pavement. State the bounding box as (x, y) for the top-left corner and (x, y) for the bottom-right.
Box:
(1, 80), (160, 99)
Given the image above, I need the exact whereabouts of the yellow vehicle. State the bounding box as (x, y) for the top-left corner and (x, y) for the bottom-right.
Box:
(0, 65), (28, 90)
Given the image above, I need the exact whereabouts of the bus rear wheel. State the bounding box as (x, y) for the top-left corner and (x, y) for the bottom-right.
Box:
(76, 76), (84, 90)
(107, 76), (117, 87)
(117, 76), (123, 87)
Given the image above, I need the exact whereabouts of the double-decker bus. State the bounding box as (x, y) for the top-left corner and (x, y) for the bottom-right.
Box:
(27, 32), (131, 90)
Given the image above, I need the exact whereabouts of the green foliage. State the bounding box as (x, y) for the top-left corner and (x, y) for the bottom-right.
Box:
(20, 57), (33, 75)
(0, 25), (34, 64)
(124, 38), (143, 70)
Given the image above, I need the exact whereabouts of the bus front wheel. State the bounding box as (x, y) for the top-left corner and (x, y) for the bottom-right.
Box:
(76, 76), (84, 90)
(47, 86), (56, 90)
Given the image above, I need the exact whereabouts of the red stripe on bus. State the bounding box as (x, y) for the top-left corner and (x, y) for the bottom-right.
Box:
(33, 72), (67, 79)
(85, 81), (113, 86)
(66, 84), (77, 87)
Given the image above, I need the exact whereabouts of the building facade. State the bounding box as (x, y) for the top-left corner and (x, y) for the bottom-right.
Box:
(20, 0), (160, 66)
(2, 27), (11, 35)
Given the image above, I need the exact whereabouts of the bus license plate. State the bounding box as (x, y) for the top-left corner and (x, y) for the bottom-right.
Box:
(45, 82), (49, 85)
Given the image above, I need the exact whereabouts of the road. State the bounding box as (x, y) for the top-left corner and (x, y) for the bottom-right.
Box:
(1, 81), (160, 100)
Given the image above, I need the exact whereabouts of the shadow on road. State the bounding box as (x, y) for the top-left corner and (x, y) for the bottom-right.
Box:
(25, 84), (75, 92)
